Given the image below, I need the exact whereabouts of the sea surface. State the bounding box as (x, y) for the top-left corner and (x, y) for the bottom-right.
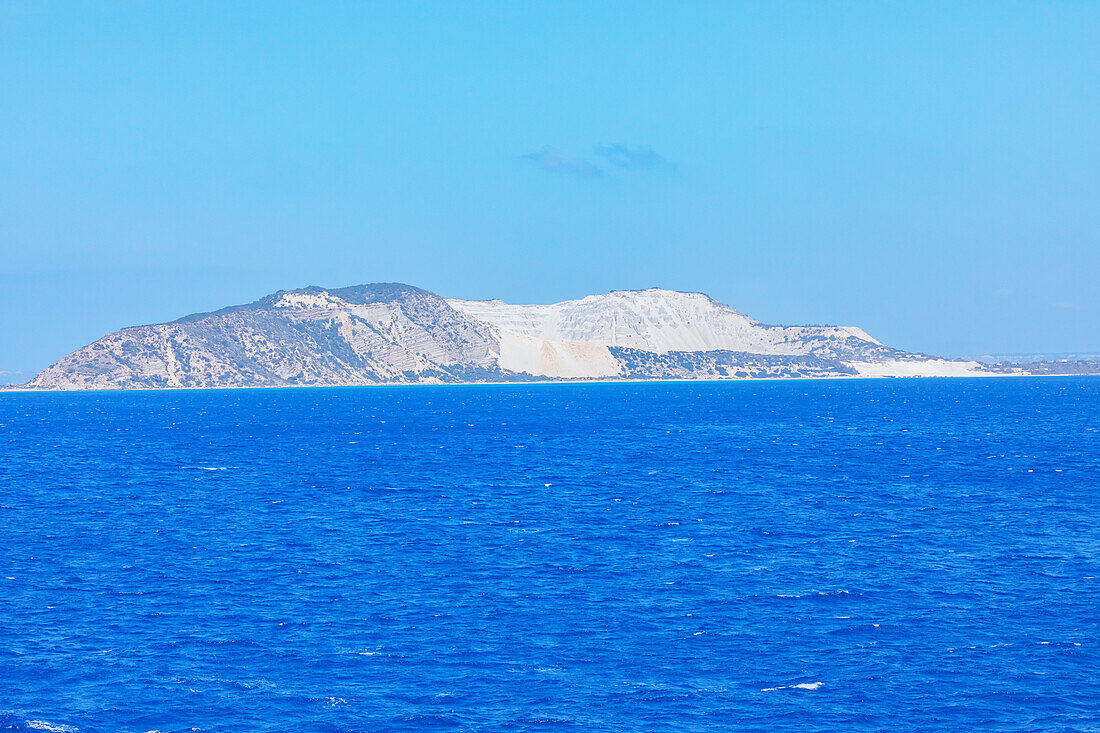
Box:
(2, 378), (1098, 732)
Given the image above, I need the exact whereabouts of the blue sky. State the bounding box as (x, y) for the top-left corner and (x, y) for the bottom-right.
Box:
(2, 2), (1098, 381)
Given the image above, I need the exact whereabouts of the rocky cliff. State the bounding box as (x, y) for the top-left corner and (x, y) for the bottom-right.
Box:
(24, 283), (987, 389)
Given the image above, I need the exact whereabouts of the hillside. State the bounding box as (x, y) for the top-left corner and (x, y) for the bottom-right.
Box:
(24, 283), (987, 389)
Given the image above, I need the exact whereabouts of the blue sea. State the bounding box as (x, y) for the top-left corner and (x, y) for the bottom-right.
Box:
(2, 378), (1098, 732)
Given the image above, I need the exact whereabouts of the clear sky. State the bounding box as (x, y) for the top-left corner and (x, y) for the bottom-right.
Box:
(2, 2), (1098, 381)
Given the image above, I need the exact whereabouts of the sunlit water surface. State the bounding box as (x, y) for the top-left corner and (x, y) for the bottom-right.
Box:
(2, 378), (1098, 732)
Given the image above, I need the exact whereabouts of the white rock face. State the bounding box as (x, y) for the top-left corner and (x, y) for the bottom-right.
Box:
(23, 283), (994, 390)
(453, 289), (778, 352)
(847, 359), (986, 378)
(272, 291), (348, 309)
(449, 289), (884, 353)
(491, 330), (622, 379)
(447, 288), (896, 377)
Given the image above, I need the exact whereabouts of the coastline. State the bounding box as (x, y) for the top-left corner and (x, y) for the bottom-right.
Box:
(3, 370), (1091, 395)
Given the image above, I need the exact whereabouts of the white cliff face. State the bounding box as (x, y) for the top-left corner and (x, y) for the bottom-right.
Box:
(446, 288), (895, 377)
(448, 289), (883, 354)
(847, 359), (986, 378)
(23, 283), (992, 390)
(493, 331), (622, 379)
(448, 290), (760, 352)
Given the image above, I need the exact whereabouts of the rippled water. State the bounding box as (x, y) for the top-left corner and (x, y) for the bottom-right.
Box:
(2, 378), (1098, 732)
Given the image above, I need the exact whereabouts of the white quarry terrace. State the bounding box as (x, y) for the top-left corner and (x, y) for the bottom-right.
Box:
(448, 288), (881, 353)
(444, 288), (977, 379)
(23, 283), (992, 390)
